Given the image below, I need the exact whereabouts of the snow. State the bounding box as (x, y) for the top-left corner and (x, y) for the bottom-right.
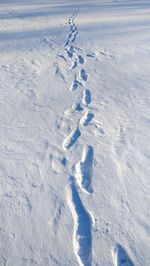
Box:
(0, 0), (150, 265)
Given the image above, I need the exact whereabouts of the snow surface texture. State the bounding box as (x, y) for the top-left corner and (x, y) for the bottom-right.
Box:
(0, 0), (150, 265)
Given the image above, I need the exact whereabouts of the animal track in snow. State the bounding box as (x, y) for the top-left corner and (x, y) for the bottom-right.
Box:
(79, 111), (94, 126)
(80, 69), (88, 81)
(66, 178), (92, 266)
(82, 89), (91, 106)
(63, 128), (81, 150)
(112, 244), (134, 266)
(75, 145), (93, 194)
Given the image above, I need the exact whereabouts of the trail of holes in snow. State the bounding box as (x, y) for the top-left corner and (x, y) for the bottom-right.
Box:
(58, 11), (134, 266)
(62, 11), (94, 266)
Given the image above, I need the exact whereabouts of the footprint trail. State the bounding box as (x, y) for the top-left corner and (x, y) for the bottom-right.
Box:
(64, 11), (79, 47)
(58, 8), (135, 266)
(61, 10), (95, 266)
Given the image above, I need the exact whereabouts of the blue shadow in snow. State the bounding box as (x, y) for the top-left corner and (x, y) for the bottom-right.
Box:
(69, 176), (92, 266)
(116, 244), (134, 266)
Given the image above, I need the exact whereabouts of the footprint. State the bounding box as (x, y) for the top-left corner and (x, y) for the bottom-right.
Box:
(66, 178), (92, 266)
(73, 102), (83, 112)
(80, 111), (94, 126)
(112, 244), (134, 266)
(54, 63), (67, 83)
(69, 45), (75, 53)
(49, 146), (67, 174)
(66, 45), (75, 59)
(66, 49), (73, 58)
(69, 80), (78, 91)
(64, 39), (70, 47)
(71, 59), (78, 69)
(69, 76), (83, 91)
(63, 128), (81, 150)
(86, 52), (95, 58)
(71, 25), (77, 33)
(82, 89), (91, 106)
(75, 145), (93, 194)
(64, 12), (78, 47)
(78, 55), (84, 64)
(50, 154), (67, 174)
(67, 31), (73, 39)
(80, 69), (88, 81)
(70, 32), (78, 44)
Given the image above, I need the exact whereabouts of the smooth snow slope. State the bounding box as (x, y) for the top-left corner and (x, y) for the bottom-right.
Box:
(0, 1), (150, 265)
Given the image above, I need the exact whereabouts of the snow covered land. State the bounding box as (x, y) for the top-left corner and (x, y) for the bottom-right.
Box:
(0, 0), (150, 265)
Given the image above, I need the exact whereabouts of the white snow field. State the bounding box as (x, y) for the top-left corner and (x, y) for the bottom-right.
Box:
(0, 0), (150, 265)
